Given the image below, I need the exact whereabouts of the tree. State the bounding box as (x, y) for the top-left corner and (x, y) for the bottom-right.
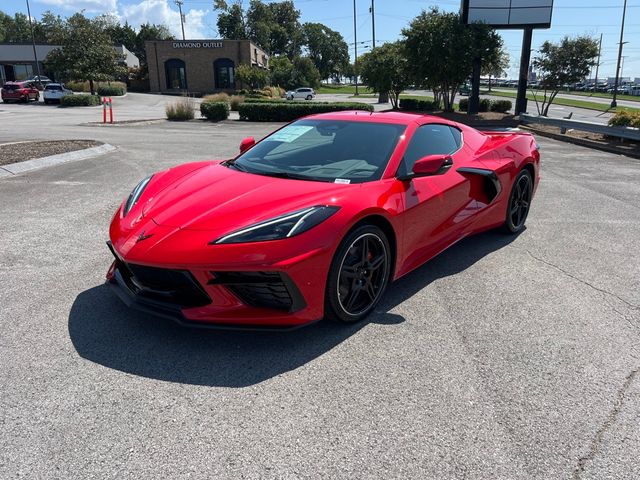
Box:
(1, 12), (33, 43)
(44, 13), (126, 94)
(235, 64), (269, 89)
(133, 23), (174, 74)
(532, 36), (599, 116)
(36, 11), (66, 44)
(269, 55), (320, 90)
(215, 0), (303, 58)
(302, 22), (349, 81)
(214, 0), (247, 40)
(359, 42), (410, 109)
(402, 8), (502, 111)
(482, 49), (509, 92)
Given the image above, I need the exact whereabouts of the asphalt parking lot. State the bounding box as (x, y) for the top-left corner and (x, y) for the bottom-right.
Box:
(1, 95), (639, 479)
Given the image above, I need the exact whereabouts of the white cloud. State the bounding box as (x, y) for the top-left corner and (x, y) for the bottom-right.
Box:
(36, 0), (118, 14)
(120, 0), (208, 39)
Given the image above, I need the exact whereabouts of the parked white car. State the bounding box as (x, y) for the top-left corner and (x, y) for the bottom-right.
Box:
(43, 83), (73, 104)
(285, 87), (316, 100)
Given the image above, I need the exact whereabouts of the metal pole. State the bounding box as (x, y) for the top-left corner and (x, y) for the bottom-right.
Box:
(175, 0), (186, 41)
(611, 0), (627, 108)
(25, 0), (42, 88)
(370, 0), (375, 49)
(593, 33), (602, 92)
(353, 0), (358, 96)
(515, 27), (533, 115)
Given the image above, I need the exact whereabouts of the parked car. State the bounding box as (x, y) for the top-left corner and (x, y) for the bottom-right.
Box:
(106, 111), (540, 328)
(286, 87), (316, 100)
(459, 83), (471, 96)
(27, 75), (52, 89)
(43, 83), (73, 104)
(1, 81), (40, 103)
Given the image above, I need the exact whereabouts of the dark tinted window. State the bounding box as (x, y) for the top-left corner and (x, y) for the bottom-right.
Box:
(399, 124), (461, 174)
(45, 84), (62, 91)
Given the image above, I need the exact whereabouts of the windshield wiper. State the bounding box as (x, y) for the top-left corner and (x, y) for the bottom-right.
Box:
(226, 161), (249, 172)
(255, 171), (333, 182)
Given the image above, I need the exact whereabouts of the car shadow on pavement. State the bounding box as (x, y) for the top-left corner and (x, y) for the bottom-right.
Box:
(68, 230), (519, 388)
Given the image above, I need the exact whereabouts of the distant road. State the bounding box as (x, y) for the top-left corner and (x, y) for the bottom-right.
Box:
(492, 88), (640, 110)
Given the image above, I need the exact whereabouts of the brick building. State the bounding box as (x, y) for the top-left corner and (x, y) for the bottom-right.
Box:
(146, 39), (269, 94)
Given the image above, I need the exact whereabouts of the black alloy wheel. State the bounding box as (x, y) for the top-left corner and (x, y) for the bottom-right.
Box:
(325, 225), (390, 323)
(504, 169), (533, 233)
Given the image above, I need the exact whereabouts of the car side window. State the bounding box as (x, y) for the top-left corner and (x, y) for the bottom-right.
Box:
(398, 124), (461, 175)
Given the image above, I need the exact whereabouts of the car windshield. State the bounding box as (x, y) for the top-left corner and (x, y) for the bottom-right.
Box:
(46, 85), (61, 90)
(232, 119), (406, 183)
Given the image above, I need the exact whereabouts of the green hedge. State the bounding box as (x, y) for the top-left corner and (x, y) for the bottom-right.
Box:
(490, 99), (513, 113)
(398, 98), (440, 111)
(97, 85), (126, 96)
(60, 94), (102, 107)
(458, 98), (509, 113)
(244, 97), (287, 103)
(238, 102), (373, 122)
(200, 101), (230, 121)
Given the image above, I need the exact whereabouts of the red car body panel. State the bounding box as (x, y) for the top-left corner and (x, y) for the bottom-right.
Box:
(107, 111), (540, 329)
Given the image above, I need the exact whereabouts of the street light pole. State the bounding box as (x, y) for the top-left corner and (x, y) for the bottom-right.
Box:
(25, 0), (43, 88)
(353, 0), (358, 96)
(370, 0), (375, 49)
(593, 33), (602, 92)
(611, 0), (627, 108)
(175, 0), (186, 40)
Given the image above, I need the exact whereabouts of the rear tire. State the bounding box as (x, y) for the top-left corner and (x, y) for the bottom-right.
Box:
(306, 95), (312, 100)
(503, 169), (533, 234)
(325, 225), (390, 323)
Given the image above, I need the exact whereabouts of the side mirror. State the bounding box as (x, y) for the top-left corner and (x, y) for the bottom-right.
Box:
(239, 136), (255, 153)
(412, 154), (453, 177)
(398, 154), (453, 181)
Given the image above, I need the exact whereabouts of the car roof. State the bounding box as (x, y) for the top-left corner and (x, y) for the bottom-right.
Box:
(304, 110), (461, 127)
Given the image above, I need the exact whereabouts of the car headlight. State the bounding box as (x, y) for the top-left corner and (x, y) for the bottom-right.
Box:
(123, 175), (152, 217)
(211, 205), (340, 244)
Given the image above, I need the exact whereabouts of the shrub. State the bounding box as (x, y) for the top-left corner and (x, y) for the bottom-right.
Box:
(244, 97), (286, 104)
(97, 84), (126, 96)
(165, 97), (195, 121)
(60, 94), (102, 107)
(202, 92), (229, 103)
(398, 98), (440, 111)
(66, 81), (88, 92)
(609, 110), (640, 128)
(479, 98), (491, 112)
(490, 99), (512, 113)
(458, 98), (469, 112)
(238, 102), (373, 122)
(200, 101), (230, 121)
(457, 98), (498, 113)
(229, 95), (245, 111)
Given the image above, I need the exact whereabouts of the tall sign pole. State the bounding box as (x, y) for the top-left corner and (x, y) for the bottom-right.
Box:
(515, 28), (533, 115)
(175, 0), (186, 41)
(593, 33), (603, 92)
(370, 0), (375, 49)
(353, 0), (359, 96)
(25, 0), (42, 87)
(611, 0), (627, 109)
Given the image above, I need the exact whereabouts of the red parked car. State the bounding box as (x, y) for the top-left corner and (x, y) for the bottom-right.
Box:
(107, 111), (540, 329)
(1, 81), (40, 103)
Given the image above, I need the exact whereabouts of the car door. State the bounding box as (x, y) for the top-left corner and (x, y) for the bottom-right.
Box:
(397, 124), (477, 273)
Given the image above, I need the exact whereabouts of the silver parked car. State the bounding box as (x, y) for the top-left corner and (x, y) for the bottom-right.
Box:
(285, 87), (316, 100)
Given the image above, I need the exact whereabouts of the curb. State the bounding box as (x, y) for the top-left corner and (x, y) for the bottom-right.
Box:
(520, 126), (640, 160)
(0, 143), (117, 178)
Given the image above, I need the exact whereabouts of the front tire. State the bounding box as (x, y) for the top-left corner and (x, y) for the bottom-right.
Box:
(325, 225), (390, 323)
(503, 169), (533, 234)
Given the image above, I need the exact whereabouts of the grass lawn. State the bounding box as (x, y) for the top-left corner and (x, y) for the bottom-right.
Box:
(317, 85), (371, 94)
(494, 87), (640, 104)
(488, 90), (640, 113)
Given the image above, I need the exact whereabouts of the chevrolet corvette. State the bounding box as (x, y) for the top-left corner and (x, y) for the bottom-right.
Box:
(107, 110), (540, 329)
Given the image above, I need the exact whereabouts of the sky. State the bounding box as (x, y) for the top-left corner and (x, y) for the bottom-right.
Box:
(3, 0), (639, 79)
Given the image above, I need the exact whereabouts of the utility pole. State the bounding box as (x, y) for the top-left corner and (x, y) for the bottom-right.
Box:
(515, 27), (533, 115)
(175, 0), (186, 40)
(25, 0), (42, 88)
(593, 33), (602, 93)
(353, 0), (358, 96)
(370, 0), (375, 49)
(611, 0), (627, 108)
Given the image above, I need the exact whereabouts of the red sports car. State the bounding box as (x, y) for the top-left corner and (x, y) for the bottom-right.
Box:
(107, 111), (539, 329)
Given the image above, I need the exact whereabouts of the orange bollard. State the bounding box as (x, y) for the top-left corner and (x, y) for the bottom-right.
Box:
(109, 97), (113, 124)
(102, 98), (107, 123)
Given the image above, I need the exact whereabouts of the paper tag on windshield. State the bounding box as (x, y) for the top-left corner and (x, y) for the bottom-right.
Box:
(334, 178), (351, 184)
(266, 125), (314, 143)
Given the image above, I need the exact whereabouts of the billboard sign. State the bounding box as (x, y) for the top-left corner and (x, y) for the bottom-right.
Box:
(461, 0), (554, 29)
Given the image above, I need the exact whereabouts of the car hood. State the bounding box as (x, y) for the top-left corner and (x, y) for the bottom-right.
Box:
(142, 162), (352, 234)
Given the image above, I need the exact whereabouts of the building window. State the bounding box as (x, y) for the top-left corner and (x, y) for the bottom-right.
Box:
(13, 64), (33, 81)
(214, 58), (235, 89)
(165, 59), (187, 90)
